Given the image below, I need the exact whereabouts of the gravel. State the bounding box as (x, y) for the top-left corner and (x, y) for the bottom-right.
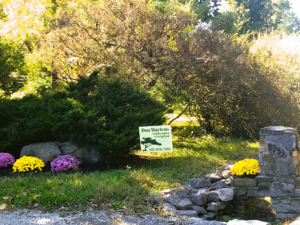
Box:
(0, 209), (227, 225)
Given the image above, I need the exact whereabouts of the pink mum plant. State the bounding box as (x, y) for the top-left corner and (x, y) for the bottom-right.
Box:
(51, 155), (80, 172)
(0, 153), (15, 167)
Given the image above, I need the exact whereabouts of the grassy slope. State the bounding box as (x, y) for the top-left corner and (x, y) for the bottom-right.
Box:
(0, 132), (258, 212)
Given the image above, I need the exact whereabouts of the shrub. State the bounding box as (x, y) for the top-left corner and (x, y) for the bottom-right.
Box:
(231, 158), (259, 176)
(0, 72), (167, 162)
(0, 153), (15, 167)
(51, 155), (80, 172)
(13, 156), (45, 173)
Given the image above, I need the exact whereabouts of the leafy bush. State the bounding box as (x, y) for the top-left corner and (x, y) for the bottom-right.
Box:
(51, 155), (80, 172)
(0, 153), (15, 167)
(0, 72), (167, 162)
(13, 156), (45, 173)
(231, 158), (259, 176)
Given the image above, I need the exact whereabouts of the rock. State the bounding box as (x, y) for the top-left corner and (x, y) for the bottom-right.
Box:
(210, 179), (230, 189)
(235, 187), (247, 197)
(192, 205), (207, 215)
(187, 193), (206, 206)
(258, 182), (271, 190)
(162, 203), (177, 215)
(189, 217), (226, 225)
(190, 188), (208, 195)
(270, 181), (295, 193)
(150, 193), (164, 203)
(205, 192), (219, 203)
(177, 210), (198, 217)
(219, 201), (231, 210)
(206, 202), (221, 211)
(222, 170), (231, 179)
(164, 195), (193, 210)
(206, 173), (222, 182)
(206, 212), (216, 219)
(227, 219), (270, 225)
(174, 184), (192, 198)
(232, 178), (257, 187)
(255, 176), (273, 183)
(190, 177), (211, 188)
(211, 188), (235, 201)
(20, 142), (62, 164)
(56, 142), (100, 163)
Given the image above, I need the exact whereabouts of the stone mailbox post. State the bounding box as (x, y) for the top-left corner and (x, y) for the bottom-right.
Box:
(259, 126), (298, 177)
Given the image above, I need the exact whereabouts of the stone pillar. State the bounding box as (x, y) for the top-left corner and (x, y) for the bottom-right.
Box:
(259, 126), (298, 177)
(256, 126), (300, 220)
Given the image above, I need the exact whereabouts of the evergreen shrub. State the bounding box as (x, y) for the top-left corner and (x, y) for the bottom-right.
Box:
(0, 72), (167, 162)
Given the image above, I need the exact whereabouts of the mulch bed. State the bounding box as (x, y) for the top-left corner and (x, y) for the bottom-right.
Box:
(0, 161), (109, 177)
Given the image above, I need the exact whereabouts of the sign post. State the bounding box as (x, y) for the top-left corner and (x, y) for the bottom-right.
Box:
(139, 125), (173, 168)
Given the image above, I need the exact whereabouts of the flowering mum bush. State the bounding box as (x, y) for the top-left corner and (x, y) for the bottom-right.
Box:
(51, 155), (80, 172)
(231, 158), (259, 176)
(0, 153), (15, 167)
(13, 156), (45, 172)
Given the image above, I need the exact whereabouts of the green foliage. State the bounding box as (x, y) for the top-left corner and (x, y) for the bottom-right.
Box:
(223, 0), (300, 34)
(0, 72), (167, 161)
(0, 37), (25, 95)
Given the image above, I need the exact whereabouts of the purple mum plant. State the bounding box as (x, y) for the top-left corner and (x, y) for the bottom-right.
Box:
(51, 155), (80, 172)
(0, 153), (15, 167)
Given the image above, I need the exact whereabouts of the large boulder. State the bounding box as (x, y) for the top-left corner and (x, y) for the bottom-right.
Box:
(56, 142), (100, 163)
(20, 142), (62, 164)
(20, 141), (101, 164)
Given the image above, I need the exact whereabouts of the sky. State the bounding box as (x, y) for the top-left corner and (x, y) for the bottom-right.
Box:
(289, 0), (300, 17)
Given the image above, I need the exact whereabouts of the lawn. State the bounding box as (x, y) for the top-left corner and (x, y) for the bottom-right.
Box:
(0, 131), (259, 213)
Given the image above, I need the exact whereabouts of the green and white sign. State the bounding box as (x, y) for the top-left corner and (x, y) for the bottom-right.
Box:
(139, 125), (173, 152)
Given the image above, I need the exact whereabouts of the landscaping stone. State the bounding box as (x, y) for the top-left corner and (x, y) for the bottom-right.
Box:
(162, 203), (177, 215)
(210, 179), (230, 189)
(187, 193), (206, 206)
(56, 142), (100, 163)
(219, 201), (231, 210)
(270, 181), (295, 193)
(212, 188), (235, 201)
(206, 173), (222, 182)
(177, 210), (198, 217)
(235, 187), (247, 197)
(20, 142), (62, 164)
(192, 205), (207, 215)
(164, 195), (193, 210)
(190, 177), (211, 188)
(175, 185), (192, 198)
(232, 178), (257, 187)
(206, 202), (220, 211)
(255, 176), (273, 183)
(189, 217), (226, 225)
(205, 192), (219, 203)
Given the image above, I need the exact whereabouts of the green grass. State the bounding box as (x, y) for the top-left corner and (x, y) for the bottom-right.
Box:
(0, 134), (258, 212)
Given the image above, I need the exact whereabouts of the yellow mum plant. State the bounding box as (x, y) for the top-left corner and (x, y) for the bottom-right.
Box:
(231, 158), (259, 176)
(13, 156), (45, 173)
